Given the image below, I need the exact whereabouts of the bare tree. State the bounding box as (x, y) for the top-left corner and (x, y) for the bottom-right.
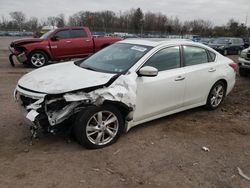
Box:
(9, 11), (26, 31)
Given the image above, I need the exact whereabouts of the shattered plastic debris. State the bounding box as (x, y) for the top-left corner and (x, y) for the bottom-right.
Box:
(237, 167), (250, 181)
(64, 72), (137, 110)
(202, 146), (210, 152)
(26, 98), (44, 110)
(26, 110), (39, 122)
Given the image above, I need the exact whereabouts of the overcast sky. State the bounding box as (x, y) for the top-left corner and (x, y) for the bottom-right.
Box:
(0, 0), (250, 26)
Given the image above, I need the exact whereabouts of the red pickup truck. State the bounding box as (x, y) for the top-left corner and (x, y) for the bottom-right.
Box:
(9, 27), (121, 68)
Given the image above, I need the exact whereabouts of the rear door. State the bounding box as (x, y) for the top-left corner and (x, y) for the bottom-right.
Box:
(181, 45), (218, 106)
(134, 46), (186, 122)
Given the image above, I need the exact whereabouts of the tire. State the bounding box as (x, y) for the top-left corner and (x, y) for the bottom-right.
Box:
(205, 81), (226, 110)
(223, 49), (228, 56)
(239, 67), (249, 77)
(74, 105), (124, 149)
(28, 51), (48, 68)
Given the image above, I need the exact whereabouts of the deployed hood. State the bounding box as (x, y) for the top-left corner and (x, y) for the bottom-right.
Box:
(18, 62), (116, 94)
(11, 38), (44, 46)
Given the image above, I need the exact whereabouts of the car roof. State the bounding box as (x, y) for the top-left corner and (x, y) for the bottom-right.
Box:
(119, 38), (196, 47)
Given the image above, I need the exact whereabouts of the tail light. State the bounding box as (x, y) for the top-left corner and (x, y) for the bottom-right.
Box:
(229, 63), (237, 72)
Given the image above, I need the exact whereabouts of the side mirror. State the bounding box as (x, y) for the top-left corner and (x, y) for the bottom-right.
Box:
(138, 66), (158, 77)
(51, 36), (59, 41)
(227, 41), (232, 45)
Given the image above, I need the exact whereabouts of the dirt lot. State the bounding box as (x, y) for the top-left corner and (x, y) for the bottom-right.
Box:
(0, 37), (249, 188)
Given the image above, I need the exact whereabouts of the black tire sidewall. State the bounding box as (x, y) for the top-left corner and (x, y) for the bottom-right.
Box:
(28, 51), (48, 68)
(74, 105), (124, 149)
(206, 81), (226, 110)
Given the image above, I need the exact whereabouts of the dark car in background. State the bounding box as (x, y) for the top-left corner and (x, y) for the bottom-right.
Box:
(243, 37), (250, 49)
(199, 38), (214, 45)
(208, 37), (244, 56)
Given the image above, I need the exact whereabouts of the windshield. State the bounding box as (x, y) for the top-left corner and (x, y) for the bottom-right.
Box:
(78, 43), (152, 73)
(40, 29), (55, 39)
(211, 38), (229, 44)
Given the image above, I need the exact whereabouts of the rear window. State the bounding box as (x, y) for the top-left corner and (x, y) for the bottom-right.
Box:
(208, 51), (216, 62)
(71, 29), (86, 38)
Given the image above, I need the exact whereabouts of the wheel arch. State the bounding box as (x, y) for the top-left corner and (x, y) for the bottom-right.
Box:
(29, 49), (51, 60)
(102, 100), (132, 121)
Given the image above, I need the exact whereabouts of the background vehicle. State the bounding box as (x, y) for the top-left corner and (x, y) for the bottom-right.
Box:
(199, 38), (213, 45)
(208, 37), (244, 56)
(238, 47), (250, 77)
(9, 27), (121, 68)
(15, 39), (236, 149)
(243, 37), (250, 49)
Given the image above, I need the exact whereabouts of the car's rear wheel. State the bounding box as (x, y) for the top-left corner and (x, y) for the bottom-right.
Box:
(28, 51), (48, 68)
(74, 105), (124, 149)
(206, 81), (226, 110)
(239, 67), (249, 77)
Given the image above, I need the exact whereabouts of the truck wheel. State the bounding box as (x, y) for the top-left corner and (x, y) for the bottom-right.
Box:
(74, 105), (124, 149)
(28, 51), (48, 68)
(239, 67), (249, 77)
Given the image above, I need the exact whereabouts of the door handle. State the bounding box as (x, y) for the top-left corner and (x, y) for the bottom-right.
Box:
(208, 68), (216, 72)
(85, 39), (91, 42)
(66, 41), (72, 43)
(175, 76), (185, 81)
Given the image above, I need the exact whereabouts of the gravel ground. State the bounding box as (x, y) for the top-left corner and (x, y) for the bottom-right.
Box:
(0, 37), (249, 188)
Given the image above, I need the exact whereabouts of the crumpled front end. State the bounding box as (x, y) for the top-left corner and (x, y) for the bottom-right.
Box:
(15, 72), (137, 137)
(9, 42), (28, 66)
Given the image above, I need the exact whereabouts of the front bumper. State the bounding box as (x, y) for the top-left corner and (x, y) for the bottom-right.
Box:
(238, 57), (250, 69)
(9, 47), (28, 66)
(15, 86), (48, 136)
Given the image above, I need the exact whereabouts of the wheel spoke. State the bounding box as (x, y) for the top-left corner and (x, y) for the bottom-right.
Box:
(86, 125), (98, 132)
(104, 116), (117, 126)
(105, 128), (115, 138)
(95, 132), (103, 144)
(97, 112), (103, 124)
(88, 131), (98, 136)
(211, 96), (216, 105)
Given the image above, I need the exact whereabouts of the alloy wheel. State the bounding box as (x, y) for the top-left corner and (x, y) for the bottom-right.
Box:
(210, 84), (224, 108)
(31, 53), (46, 67)
(86, 111), (119, 146)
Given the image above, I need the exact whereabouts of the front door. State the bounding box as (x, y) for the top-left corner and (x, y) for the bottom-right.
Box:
(133, 46), (186, 122)
(49, 29), (76, 58)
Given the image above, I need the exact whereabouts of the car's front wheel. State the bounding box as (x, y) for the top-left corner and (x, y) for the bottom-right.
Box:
(206, 81), (226, 110)
(28, 51), (48, 68)
(74, 105), (124, 149)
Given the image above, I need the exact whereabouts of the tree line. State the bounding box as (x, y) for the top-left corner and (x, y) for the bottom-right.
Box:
(0, 8), (249, 37)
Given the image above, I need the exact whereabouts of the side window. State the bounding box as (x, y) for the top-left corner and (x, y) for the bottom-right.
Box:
(208, 51), (216, 62)
(71, 29), (86, 38)
(54, 30), (70, 39)
(183, 46), (209, 66)
(143, 46), (180, 71)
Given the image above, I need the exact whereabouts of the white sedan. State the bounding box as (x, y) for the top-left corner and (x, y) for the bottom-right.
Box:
(15, 39), (236, 149)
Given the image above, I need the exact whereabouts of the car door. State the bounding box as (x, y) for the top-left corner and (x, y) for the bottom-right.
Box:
(49, 29), (75, 58)
(70, 29), (94, 57)
(133, 46), (186, 122)
(181, 45), (218, 107)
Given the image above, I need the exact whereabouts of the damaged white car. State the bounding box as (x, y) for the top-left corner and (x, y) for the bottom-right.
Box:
(15, 39), (236, 149)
